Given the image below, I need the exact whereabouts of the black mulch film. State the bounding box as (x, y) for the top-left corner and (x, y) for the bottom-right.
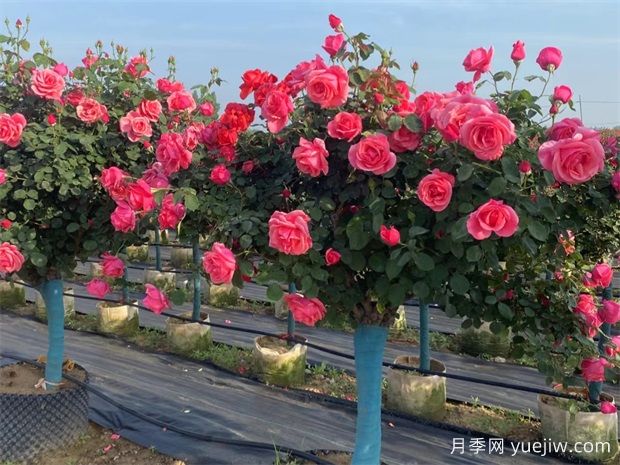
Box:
(0, 312), (571, 465)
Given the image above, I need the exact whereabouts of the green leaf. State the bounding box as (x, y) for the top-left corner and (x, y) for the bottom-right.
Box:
(403, 114), (422, 133)
(184, 193), (200, 212)
(498, 302), (514, 320)
(450, 274), (469, 295)
(387, 114), (402, 132)
(466, 245), (482, 262)
(408, 226), (428, 237)
(23, 199), (36, 210)
(54, 142), (69, 156)
(83, 240), (98, 251)
(169, 289), (187, 306)
(266, 284), (284, 301)
(346, 217), (370, 250)
(386, 259), (403, 280)
(487, 177), (507, 196)
(66, 223), (80, 233)
(414, 253), (435, 271)
(30, 252), (47, 268)
(457, 164), (474, 182)
(412, 281), (430, 300)
(528, 221), (549, 241)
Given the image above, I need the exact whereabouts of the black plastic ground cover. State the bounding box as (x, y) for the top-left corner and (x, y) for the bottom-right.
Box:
(0, 312), (572, 465)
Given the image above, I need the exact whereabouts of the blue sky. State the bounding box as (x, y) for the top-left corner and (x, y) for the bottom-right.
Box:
(2, 0), (619, 127)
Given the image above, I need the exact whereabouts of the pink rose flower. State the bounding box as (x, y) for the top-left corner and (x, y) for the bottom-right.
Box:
(511, 40), (525, 62)
(125, 55), (150, 78)
(101, 252), (125, 278)
(434, 94), (498, 143)
(553, 85), (573, 104)
(52, 62), (69, 77)
(167, 90), (196, 113)
(202, 242), (237, 285)
(380, 225), (400, 246)
(110, 201), (137, 233)
(388, 127), (421, 153)
(292, 137), (330, 177)
(126, 180), (155, 212)
(284, 293), (326, 326)
(76, 98), (106, 124)
(137, 99), (162, 122)
(519, 160), (532, 174)
(348, 133), (396, 175)
(417, 169), (455, 212)
(30, 68), (65, 100)
(605, 336), (620, 358)
(455, 81), (474, 95)
(537, 135), (605, 185)
(305, 65), (349, 108)
(268, 210), (312, 255)
(462, 46), (494, 82)
(573, 293), (602, 336)
(459, 113), (516, 160)
(414, 91), (443, 131)
(86, 279), (111, 298)
(467, 199), (519, 240)
(536, 47), (563, 72)
(600, 401), (617, 414)
(156, 78), (184, 94)
(0, 113), (27, 147)
(325, 248), (341, 266)
(143, 284), (170, 314)
(241, 160), (255, 174)
(0, 242), (25, 273)
(328, 14), (342, 30)
(546, 118), (589, 141)
(283, 55), (327, 96)
(47, 114), (57, 126)
(0, 219), (12, 229)
(599, 300), (620, 325)
(327, 112), (362, 142)
(199, 102), (215, 116)
(322, 33), (345, 57)
(584, 263), (614, 289)
(158, 193), (186, 230)
(580, 357), (608, 383)
(120, 110), (152, 142)
(260, 89), (294, 133)
(100, 167), (129, 201)
(0, 168), (5, 185)
(210, 165), (231, 185)
(612, 172), (620, 195)
(156, 132), (192, 175)
(141, 163), (169, 189)
(66, 88), (85, 106)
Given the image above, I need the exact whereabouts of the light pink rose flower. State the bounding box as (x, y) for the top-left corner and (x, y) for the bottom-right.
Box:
(30, 68), (65, 100)
(327, 112), (362, 142)
(462, 46), (493, 82)
(292, 137), (330, 177)
(167, 90), (196, 113)
(120, 110), (152, 142)
(348, 133), (396, 175)
(467, 199), (519, 240)
(260, 89), (294, 133)
(141, 163), (170, 188)
(546, 118), (587, 141)
(459, 113), (516, 160)
(76, 98), (106, 124)
(284, 293), (326, 326)
(268, 210), (312, 255)
(435, 94), (498, 143)
(202, 242), (237, 285)
(101, 252), (125, 279)
(537, 134), (605, 185)
(536, 47), (562, 71)
(417, 169), (455, 212)
(86, 279), (111, 298)
(0, 113), (27, 147)
(305, 65), (349, 108)
(143, 284), (170, 314)
(0, 242), (25, 273)
(110, 201), (137, 233)
(125, 55), (150, 78)
(137, 99), (162, 122)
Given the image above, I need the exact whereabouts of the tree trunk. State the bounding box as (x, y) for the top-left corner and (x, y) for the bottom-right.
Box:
(352, 324), (388, 465)
(192, 239), (201, 321)
(40, 279), (65, 389)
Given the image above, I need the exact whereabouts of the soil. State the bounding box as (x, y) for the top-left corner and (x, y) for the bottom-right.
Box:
(0, 362), (86, 395)
(283, 451), (388, 465)
(19, 422), (184, 465)
(257, 335), (293, 354)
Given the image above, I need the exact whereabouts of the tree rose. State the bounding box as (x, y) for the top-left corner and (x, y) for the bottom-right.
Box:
(462, 46), (493, 82)
(137, 99), (162, 122)
(327, 112), (362, 141)
(417, 169), (455, 212)
(143, 284), (170, 314)
(0, 113), (27, 147)
(86, 278), (111, 298)
(261, 89), (294, 133)
(348, 133), (396, 175)
(325, 248), (341, 266)
(305, 65), (349, 108)
(268, 210), (312, 255)
(202, 242), (237, 285)
(537, 135), (605, 185)
(167, 90), (196, 113)
(284, 294), (326, 326)
(156, 132), (192, 174)
(0, 242), (25, 273)
(101, 252), (125, 278)
(379, 225), (400, 246)
(158, 194), (186, 230)
(30, 68), (65, 100)
(459, 113), (516, 160)
(536, 47), (562, 71)
(120, 110), (152, 142)
(467, 199), (519, 240)
(110, 201), (137, 233)
(292, 137), (330, 177)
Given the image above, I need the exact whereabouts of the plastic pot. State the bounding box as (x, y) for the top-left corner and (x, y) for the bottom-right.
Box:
(252, 335), (307, 387)
(166, 311), (212, 354)
(35, 288), (75, 322)
(384, 355), (447, 421)
(125, 245), (149, 263)
(0, 362), (89, 462)
(170, 248), (193, 269)
(97, 301), (139, 336)
(209, 283), (240, 307)
(538, 392), (618, 462)
(274, 297), (289, 320)
(144, 270), (176, 292)
(0, 281), (26, 309)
